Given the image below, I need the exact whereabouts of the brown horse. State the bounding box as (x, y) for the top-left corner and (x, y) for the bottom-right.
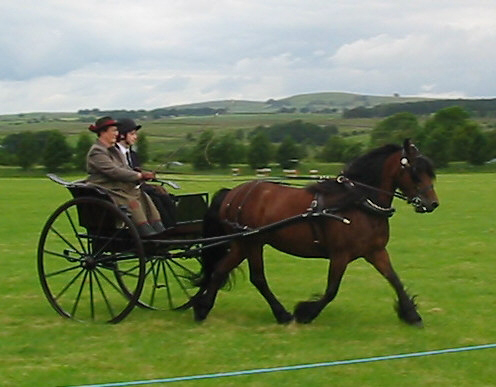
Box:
(192, 139), (439, 325)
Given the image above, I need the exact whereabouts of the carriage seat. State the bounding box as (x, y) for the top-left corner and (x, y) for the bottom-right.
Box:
(47, 174), (208, 239)
(47, 173), (131, 231)
(47, 173), (116, 204)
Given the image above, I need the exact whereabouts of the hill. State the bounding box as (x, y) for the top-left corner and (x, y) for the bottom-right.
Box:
(165, 92), (431, 114)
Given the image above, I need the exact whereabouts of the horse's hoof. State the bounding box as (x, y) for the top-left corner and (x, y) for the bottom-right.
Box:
(193, 308), (208, 322)
(294, 301), (318, 324)
(192, 299), (210, 322)
(406, 316), (423, 328)
(412, 320), (424, 328)
(276, 312), (294, 324)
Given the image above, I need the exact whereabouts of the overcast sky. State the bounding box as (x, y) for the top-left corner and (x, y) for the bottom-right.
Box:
(1, 0), (495, 114)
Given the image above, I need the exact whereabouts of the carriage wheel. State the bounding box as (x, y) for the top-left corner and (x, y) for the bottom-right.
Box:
(138, 252), (202, 310)
(114, 247), (202, 311)
(37, 197), (146, 323)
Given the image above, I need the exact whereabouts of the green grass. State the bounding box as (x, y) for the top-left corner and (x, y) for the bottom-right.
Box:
(1, 174), (496, 386)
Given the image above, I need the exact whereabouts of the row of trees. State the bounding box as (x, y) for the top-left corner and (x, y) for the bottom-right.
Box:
(2, 106), (494, 171)
(189, 126), (308, 170)
(250, 120), (338, 144)
(1, 130), (77, 170)
(0, 130), (149, 171)
(187, 106), (496, 170)
(344, 98), (496, 118)
(368, 107), (496, 167)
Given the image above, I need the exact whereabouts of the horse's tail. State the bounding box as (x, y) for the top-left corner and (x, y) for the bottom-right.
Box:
(197, 187), (232, 290)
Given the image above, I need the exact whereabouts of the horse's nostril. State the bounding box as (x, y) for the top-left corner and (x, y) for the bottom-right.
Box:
(431, 201), (439, 209)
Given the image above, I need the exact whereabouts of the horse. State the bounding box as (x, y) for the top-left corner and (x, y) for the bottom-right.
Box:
(191, 139), (439, 326)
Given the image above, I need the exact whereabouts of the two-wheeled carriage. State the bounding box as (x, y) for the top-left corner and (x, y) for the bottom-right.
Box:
(37, 174), (210, 323)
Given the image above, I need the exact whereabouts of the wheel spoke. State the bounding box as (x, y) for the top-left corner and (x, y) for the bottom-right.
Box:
(70, 270), (89, 318)
(112, 260), (141, 278)
(44, 249), (84, 262)
(49, 226), (83, 256)
(64, 208), (87, 255)
(161, 260), (174, 308)
(164, 259), (192, 299)
(93, 228), (126, 258)
(93, 270), (116, 319)
(169, 257), (200, 278)
(146, 259), (160, 307)
(54, 267), (85, 300)
(96, 267), (128, 296)
(45, 263), (81, 279)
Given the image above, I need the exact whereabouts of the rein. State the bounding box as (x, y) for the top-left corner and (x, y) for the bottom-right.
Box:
(336, 175), (408, 202)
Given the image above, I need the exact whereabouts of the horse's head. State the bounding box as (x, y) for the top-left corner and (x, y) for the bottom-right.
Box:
(394, 139), (439, 213)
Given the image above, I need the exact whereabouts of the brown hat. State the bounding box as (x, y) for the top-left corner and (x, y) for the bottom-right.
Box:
(88, 116), (118, 133)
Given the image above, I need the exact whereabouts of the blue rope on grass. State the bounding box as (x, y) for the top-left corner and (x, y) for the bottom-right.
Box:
(69, 343), (496, 387)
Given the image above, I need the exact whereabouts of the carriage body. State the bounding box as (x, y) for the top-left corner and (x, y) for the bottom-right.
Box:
(37, 174), (208, 323)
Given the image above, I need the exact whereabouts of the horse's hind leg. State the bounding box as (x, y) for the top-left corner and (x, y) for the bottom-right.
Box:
(366, 249), (423, 326)
(294, 256), (349, 324)
(246, 243), (293, 324)
(193, 243), (244, 322)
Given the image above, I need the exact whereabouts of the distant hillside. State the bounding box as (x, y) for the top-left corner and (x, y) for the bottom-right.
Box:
(5, 92), (496, 121)
(166, 92), (431, 114)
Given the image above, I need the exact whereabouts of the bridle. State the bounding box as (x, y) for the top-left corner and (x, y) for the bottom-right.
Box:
(399, 152), (435, 210)
(336, 151), (434, 212)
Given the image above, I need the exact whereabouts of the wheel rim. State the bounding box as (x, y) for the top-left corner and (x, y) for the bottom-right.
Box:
(37, 197), (145, 323)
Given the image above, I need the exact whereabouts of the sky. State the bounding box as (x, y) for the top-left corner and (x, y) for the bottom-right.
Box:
(1, 0), (495, 114)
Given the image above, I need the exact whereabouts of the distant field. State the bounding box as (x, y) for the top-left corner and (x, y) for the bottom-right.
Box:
(1, 173), (496, 386)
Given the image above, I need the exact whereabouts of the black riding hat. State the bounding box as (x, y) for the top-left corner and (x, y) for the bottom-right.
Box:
(117, 118), (142, 135)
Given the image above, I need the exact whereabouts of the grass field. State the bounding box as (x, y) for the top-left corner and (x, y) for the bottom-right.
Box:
(1, 173), (496, 386)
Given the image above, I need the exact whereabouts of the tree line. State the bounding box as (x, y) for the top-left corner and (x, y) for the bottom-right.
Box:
(78, 107), (226, 120)
(0, 130), (149, 172)
(343, 98), (496, 118)
(2, 106), (494, 172)
(367, 107), (496, 167)
(187, 107), (496, 170)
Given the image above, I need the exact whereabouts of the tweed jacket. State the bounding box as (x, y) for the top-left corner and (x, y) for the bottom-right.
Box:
(86, 140), (140, 191)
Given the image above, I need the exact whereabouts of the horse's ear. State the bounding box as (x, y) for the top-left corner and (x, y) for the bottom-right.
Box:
(403, 138), (419, 157)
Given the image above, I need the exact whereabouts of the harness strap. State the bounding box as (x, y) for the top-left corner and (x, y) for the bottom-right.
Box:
(336, 175), (398, 217)
(224, 180), (265, 230)
(307, 193), (330, 254)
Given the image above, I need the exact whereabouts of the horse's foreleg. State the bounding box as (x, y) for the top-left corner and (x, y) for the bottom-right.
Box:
(247, 244), (293, 324)
(367, 249), (423, 326)
(193, 243), (244, 322)
(294, 256), (348, 324)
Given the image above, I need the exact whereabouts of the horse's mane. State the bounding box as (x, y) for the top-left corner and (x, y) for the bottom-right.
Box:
(411, 154), (436, 180)
(306, 144), (402, 196)
(343, 144), (402, 186)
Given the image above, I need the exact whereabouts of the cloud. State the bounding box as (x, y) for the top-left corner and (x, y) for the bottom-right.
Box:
(1, 1), (496, 113)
